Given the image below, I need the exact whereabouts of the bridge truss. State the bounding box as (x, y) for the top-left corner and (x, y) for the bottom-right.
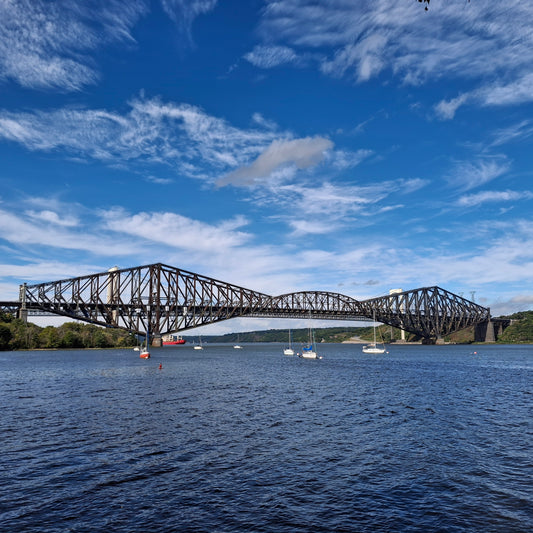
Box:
(15, 263), (490, 342)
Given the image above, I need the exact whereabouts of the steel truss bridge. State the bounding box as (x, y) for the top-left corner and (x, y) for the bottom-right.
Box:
(2, 263), (496, 344)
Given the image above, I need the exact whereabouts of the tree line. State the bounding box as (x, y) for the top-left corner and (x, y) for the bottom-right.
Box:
(1, 310), (532, 351)
(0, 312), (136, 351)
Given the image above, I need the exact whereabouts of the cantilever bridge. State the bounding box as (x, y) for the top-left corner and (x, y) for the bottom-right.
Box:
(2, 262), (498, 344)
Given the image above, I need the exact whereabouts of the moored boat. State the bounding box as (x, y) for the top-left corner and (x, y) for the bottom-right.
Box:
(162, 334), (186, 346)
(283, 328), (295, 356)
(300, 320), (321, 359)
(362, 311), (386, 354)
(140, 330), (151, 358)
(193, 336), (203, 350)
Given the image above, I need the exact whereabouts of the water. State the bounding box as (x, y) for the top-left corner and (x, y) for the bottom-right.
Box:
(1, 344), (531, 532)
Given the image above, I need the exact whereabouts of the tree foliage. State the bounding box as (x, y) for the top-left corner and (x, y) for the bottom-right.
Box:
(0, 316), (137, 351)
(497, 311), (533, 344)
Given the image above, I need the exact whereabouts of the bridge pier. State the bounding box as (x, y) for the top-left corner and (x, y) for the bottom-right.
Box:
(475, 320), (495, 342)
(18, 283), (28, 323)
(151, 334), (162, 347)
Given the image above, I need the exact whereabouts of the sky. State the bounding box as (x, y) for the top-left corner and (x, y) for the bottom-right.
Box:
(1, 0), (533, 333)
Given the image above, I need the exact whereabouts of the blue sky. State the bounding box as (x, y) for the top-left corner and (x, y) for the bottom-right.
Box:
(1, 0), (533, 332)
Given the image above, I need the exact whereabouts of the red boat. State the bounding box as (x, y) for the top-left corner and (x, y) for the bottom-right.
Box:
(162, 335), (186, 346)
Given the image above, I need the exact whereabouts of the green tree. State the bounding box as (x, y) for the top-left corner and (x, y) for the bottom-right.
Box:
(0, 324), (12, 350)
(39, 326), (61, 349)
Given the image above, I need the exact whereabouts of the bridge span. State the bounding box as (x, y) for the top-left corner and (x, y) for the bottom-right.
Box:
(3, 262), (498, 344)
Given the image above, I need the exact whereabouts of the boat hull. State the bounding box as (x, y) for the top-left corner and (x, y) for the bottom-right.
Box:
(162, 340), (186, 345)
(362, 345), (386, 354)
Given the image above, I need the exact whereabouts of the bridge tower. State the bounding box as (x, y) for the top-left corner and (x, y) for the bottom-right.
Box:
(389, 288), (406, 341)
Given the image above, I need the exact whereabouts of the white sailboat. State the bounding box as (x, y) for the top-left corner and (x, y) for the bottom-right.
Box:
(362, 311), (386, 354)
(233, 333), (243, 349)
(283, 328), (294, 356)
(301, 320), (321, 359)
(193, 335), (203, 350)
(140, 330), (151, 358)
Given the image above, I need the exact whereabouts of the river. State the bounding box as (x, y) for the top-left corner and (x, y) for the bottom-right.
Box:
(1, 343), (531, 532)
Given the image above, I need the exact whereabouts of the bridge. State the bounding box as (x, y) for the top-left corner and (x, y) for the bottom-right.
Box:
(0, 262), (501, 344)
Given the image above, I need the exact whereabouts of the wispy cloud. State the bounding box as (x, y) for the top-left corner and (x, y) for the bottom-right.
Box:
(258, 178), (427, 236)
(0, 0), (219, 92)
(250, 1), (533, 112)
(103, 209), (251, 252)
(244, 45), (299, 68)
(447, 158), (511, 192)
(457, 190), (533, 208)
(0, 97), (278, 179)
(436, 73), (533, 119)
(0, 0), (148, 91)
(160, 0), (218, 44)
(490, 120), (533, 147)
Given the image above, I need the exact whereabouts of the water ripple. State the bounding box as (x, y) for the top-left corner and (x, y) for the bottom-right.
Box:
(1, 344), (532, 532)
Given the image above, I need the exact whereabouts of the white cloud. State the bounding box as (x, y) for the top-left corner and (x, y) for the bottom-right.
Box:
(0, 0), (147, 91)
(0, 207), (136, 256)
(435, 94), (469, 120)
(490, 120), (533, 147)
(251, 113), (278, 130)
(160, 0), (217, 43)
(146, 175), (174, 185)
(0, 0), (221, 91)
(0, 97), (279, 179)
(244, 45), (299, 68)
(447, 158), (511, 191)
(25, 210), (79, 227)
(490, 294), (533, 316)
(217, 136), (333, 186)
(457, 190), (533, 208)
(478, 72), (533, 107)
(329, 149), (373, 170)
(103, 209), (251, 252)
(321, 34), (387, 82)
(257, 177), (427, 236)
(436, 73), (533, 119)
(250, 1), (533, 113)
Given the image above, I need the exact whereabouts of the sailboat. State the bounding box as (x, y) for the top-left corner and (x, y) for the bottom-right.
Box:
(283, 328), (294, 356)
(233, 333), (243, 349)
(140, 330), (151, 359)
(362, 311), (386, 354)
(301, 320), (321, 359)
(193, 336), (204, 350)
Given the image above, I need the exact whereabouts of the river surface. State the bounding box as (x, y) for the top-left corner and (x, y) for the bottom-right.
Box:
(1, 343), (531, 532)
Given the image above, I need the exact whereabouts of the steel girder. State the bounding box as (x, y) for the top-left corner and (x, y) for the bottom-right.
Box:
(18, 262), (490, 340)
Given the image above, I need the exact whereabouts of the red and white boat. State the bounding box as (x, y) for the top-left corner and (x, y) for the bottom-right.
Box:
(162, 334), (186, 346)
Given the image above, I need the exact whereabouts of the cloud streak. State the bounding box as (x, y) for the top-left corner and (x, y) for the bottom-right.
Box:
(457, 190), (533, 208)
(447, 158), (511, 192)
(0, 0), (220, 91)
(217, 137), (333, 186)
(0, 97), (279, 179)
(249, 1), (533, 114)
